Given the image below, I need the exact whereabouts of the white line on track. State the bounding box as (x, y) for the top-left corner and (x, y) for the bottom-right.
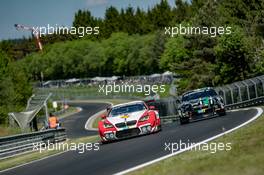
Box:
(85, 109), (107, 131)
(0, 107), (261, 174)
(84, 102), (113, 131)
(0, 149), (68, 173)
(115, 107), (263, 175)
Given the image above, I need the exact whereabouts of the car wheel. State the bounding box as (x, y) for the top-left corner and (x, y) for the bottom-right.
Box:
(157, 125), (162, 131)
(218, 109), (226, 116)
(180, 117), (189, 125)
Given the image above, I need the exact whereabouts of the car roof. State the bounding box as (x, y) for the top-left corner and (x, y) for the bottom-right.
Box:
(182, 87), (214, 97)
(112, 101), (145, 108)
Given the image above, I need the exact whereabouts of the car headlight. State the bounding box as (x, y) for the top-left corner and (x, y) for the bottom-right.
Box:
(104, 122), (114, 128)
(183, 104), (192, 112)
(139, 115), (149, 122)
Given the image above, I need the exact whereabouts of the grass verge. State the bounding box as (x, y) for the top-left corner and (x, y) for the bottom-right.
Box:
(131, 111), (264, 175)
(0, 126), (23, 137)
(36, 84), (172, 99)
(0, 106), (80, 137)
(57, 106), (80, 119)
(0, 135), (99, 171)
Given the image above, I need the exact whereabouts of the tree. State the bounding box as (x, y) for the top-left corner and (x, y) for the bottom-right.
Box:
(160, 35), (190, 71)
(120, 6), (138, 34)
(73, 10), (94, 28)
(141, 31), (165, 74)
(214, 26), (253, 84)
(148, 0), (172, 29)
(103, 6), (120, 38)
(134, 7), (152, 34)
(172, 0), (191, 23)
(0, 50), (32, 124)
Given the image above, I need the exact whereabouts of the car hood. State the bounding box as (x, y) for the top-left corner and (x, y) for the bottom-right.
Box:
(182, 97), (212, 106)
(107, 110), (147, 124)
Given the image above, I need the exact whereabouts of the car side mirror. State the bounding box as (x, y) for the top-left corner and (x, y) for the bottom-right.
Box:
(101, 114), (106, 119)
(149, 106), (155, 110)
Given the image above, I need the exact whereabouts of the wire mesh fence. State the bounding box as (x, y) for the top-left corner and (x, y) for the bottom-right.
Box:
(147, 75), (264, 119)
(215, 75), (264, 106)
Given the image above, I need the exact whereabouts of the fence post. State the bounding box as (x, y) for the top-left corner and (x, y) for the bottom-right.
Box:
(234, 83), (242, 102)
(249, 79), (258, 98)
(256, 76), (264, 96)
(241, 81), (250, 100)
(227, 85), (234, 104)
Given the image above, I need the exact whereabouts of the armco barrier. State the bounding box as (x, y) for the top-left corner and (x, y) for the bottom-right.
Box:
(0, 128), (66, 160)
(156, 97), (264, 123)
(2, 76), (263, 159)
(152, 75), (264, 122)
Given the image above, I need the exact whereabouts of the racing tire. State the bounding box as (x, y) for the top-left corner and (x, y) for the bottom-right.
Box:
(157, 125), (162, 131)
(180, 117), (189, 125)
(217, 109), (226, 116)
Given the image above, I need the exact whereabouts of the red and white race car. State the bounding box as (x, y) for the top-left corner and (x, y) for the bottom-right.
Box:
(98, 101), (161, 142)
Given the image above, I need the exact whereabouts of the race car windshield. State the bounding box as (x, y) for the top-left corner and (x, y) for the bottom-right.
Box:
(109, 103), (146, 117)
(182, 90), (217, 102)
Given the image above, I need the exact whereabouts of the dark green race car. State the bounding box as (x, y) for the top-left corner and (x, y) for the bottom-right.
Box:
(178, 87), (226, 124)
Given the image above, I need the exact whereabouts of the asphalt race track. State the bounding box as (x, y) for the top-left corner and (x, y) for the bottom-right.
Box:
(0, 103), (260, 175)
(61, 102), (109, 138)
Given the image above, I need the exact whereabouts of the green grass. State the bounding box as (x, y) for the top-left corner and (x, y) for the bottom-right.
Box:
(0, 106), (79, 137)
(0, 126), (23, 137)
(0, 135), (100, 171)
(35, 84), (172, 100)
(131, 112), (264, 175)
(93, 114), (105, 129)
(57, 106), (80, 119)
(159, 84), (171, 98)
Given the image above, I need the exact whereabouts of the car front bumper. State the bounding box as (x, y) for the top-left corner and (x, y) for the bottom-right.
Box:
(100, 123), (159, 142)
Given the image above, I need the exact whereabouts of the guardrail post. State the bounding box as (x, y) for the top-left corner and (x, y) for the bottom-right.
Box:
(249, 79), (258, 98)
(227, 85), (234, 104)
(241, 81), (250, 100)
(234, 83), (242, 102)
(219, 88), (227, 105)
(0, 128), (67, 159)
(256, 76), (264, 96)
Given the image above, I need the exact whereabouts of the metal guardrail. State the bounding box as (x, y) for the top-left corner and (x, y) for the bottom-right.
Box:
(155, 75), (264, 122)
(215, 75), (264, 105)
(0, 128), (66, 160)
(2, 75), (264, 160)
(225, 96), (264, 110)
(158, 96), (264, 123)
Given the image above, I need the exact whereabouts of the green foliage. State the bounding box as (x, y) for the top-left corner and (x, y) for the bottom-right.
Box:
(172, 0), (191, 23)
(160, 35), (190, 70)
(254, 49), (264, 75)
(0, 50), (32, 124)
(149, 0), (173, 29)
(1, 0), (264, 99)
(22, 32), (165, 80)
(214, 26), (252, 84)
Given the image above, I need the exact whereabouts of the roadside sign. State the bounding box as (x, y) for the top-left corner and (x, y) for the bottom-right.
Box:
(52, 101), (58, 109)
